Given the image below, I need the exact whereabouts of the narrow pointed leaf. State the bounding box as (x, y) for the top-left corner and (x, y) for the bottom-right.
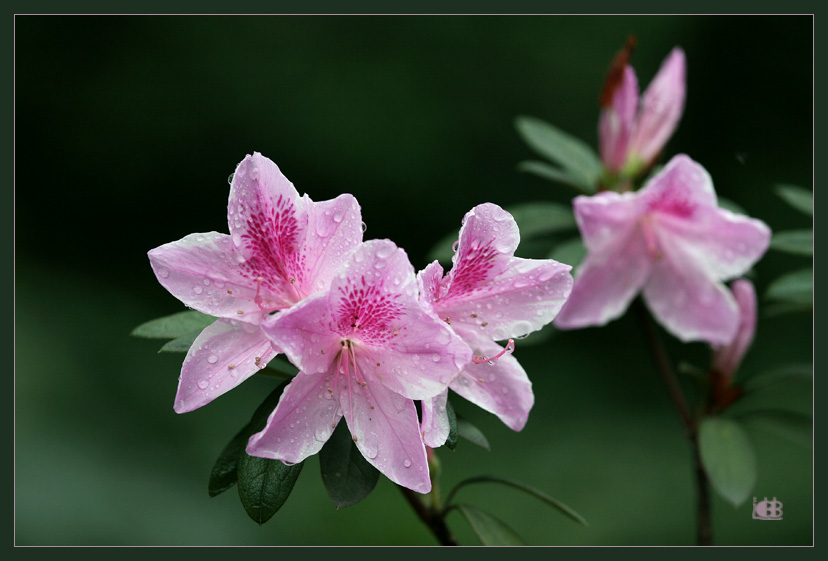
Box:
(208, 383), (289, 498)
(769, 230), (813, 256)
(737, 410), (812, 447)
(504, 202), (577, 239)
(742, 363), (812, 393)
(237, 454), (304, 525)
(319, 421), (380, 508)
(159, 330), (201, 353)
(456, 416), (490, 451)
(514, 116), (601, 192)
(698, 417), (757, 507)
(517, 160), (591, 192)
(456, 504), (526, 545)
(131, 310), (215, 338)
(548, 236), (587, 270)
(445, 399), (458, 451)
(766, 268), (812, 305)
(446, 475), (587, 526)
(775, 184), (813, 216)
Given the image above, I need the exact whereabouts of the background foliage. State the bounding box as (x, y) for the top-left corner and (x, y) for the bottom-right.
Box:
(15, 15), (812, 545)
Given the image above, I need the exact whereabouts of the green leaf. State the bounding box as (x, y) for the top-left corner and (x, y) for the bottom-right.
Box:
(766, 268), (813, 305)
(158, 330), (201, 353)
(446, 475), (587, 527)
(717, 197), (748, 216)
(425, 230), (459, 265)
(456, 504), (526, 546)
(208, 383), (289, 498)
(445, 399), (458, 451)
(504, 201), (576, 240)
(775, 184), (813, 216)
(737, 410), (812, 447)
(514, 116), (601, 193)
(769, 230), (813, 256)
(742, 363), (812, 393)
(319, 422), (380, 508)
(548, 236), (587, 270)
(131, 310), (214, 339)
(517, 160), (590, 192)
(698, 417), (757, 507)
(263, 356), (299, 378)
(237, 453), (304, 525)
(456, 416), (490, 451)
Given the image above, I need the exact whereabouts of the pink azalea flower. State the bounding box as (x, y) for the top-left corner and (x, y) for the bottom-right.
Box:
(555, 155), (771, 345)
(600, 47), (686, 175)
(712, 279), (757, 379)
(416, 203), (573, 445)
(148, 152), (363, 413)
(248, 239), (472, 493)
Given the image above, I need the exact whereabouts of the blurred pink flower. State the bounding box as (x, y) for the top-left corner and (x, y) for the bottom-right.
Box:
(555, 155), (770, 345)
(417, 203), (573, 445)
(712, 279), (757, 379)
(600, 47), (686, 176)
(148, 152), (363, 413)
(250, 240), (471, 493)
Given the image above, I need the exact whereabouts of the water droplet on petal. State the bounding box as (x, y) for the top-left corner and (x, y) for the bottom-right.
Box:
(193, 285), (203, 295)
(227, 173), (235, 185)
(452, 240), (459, 253)
(403, 459), (412, 468)
(360, 221), (367, 233)
(207, 354), (218, 364)
(197, 379), (209, 389)
(362, 432), (379, 458)
(431, 354), (441, 362)
(157, 267), (170, 279)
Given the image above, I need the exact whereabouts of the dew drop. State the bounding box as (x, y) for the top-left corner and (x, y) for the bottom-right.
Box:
(193, 285), (203, 295)
(157, 267), (170, 279)
(363, 433), (379, 459)
(203, 278), (211, 286)
(403, 459), (412, 468)
(431, 353), (441, 362)
(197, 379), (209, 389)
(227, 173), (235, 185)
(207, 354), (218, 364)
(361, 221), (367, 233)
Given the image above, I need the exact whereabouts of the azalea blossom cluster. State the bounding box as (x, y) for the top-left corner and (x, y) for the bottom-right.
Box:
(553, 46), (771, 348)
(149, 152), (573, 493)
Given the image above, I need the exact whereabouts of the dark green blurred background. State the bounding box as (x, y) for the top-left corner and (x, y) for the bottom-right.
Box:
(15, 15), (812, 545)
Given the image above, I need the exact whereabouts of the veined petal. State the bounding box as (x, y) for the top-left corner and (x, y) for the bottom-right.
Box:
(421, 391), (450, 448)
(174, 319), (277, 413)
(640, 154), (717, 214)
(554, 229), (652, 329)
(435, 256), (572, 341)
(299, 193), (363, 296)
(340, 371), (431, 494)
(416, 260), (446, 316)
(599, 65), (639, 172)
(628, 48), (686, 165)
(450, 331), (534, 431)
(246, 369), (343, 465)
(657, 204), (771, 281)
(227, 153), (308, 304)
(148, 232), (264, 322)
(444, 203), (520, 299)
(642, 241), (739, 345)
(573, 191), (643, 253)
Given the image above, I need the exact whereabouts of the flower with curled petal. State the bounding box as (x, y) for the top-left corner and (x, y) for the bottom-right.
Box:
(417, 203), (574, 446)
(600, 45), (686, 177)
(555, 155), (771, 345)
(249, 239), (472, 493)
(148, 152), (363, 413)
(712, 279), (757, 381)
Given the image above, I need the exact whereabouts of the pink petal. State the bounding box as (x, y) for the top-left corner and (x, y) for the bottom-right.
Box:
(246, 369), (343, 465)
(572, 191), (643, 253)
(226, 153), (308, 304)
(444, 203), (520, 300)
(339, 371), (431, 494)
(421, 391), (450, 448)
(642, 241), (739, 345)
(299, 193), (363, 296)
(450, 329), (534, 431)
(260, 294), (340, 381)
(640, 154), (718, 215)
(713, 279), (757, 375)
(416, 260), (446, 315)
(599, 65), (639, 172)
(554, 229), (652, 329)
(628, 48), (686, 166)
(148, 232), (264, 322)
(174, 319), (277, 413)
(657, 204), (771, 281)
(434, 256), (573, 341)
